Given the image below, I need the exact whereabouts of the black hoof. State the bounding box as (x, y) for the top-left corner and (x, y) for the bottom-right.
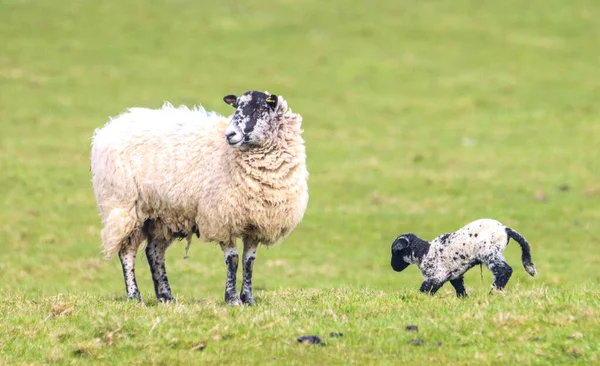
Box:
(490, 286), (505, 294)
(225, 292), (242, 306)
(158, 293), (175, 303)
(127, 292), (142, 302)
(240, 292), (256, 306)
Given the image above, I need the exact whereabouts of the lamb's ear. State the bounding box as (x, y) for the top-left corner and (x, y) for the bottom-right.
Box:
(223, 95), (238, 108)
(266, 94), (278, 110)
(392, 236), (409, 251)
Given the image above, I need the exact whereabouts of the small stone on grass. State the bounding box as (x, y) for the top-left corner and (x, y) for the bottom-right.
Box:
(298, 336), (323, 345)
(191, 343), (206, 351)
(409, 339), (425, 346)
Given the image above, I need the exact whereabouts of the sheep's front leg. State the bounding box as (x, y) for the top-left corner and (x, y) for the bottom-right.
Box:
(119, 245), (141, 301)
(220, 241), (242, 306)
(450, 277), (468, 298)
(419, 278), (444, 295)
(240, 236), (259, 306)
(146, 237), (174, 302)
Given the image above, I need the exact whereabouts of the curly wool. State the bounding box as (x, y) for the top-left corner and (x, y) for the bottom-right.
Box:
(91, 98), (308, 259)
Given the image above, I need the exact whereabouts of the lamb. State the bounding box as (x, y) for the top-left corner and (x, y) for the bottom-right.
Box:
(390, 219), (537, 297)
(91, 90), (309, 305)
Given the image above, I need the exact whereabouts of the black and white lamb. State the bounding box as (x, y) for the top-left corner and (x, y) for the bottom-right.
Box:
(390, 219), (537, 297)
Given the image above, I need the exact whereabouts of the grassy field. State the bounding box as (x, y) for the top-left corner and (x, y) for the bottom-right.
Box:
(1, 0), (599, 364)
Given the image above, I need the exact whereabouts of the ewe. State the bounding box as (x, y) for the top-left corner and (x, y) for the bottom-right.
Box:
(91, 91), (309, 305)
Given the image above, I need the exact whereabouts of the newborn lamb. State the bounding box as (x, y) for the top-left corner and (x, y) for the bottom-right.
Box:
(390, 219), (537, 297)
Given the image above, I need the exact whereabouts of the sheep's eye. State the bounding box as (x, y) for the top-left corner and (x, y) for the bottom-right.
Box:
(256, 107), (265, 111)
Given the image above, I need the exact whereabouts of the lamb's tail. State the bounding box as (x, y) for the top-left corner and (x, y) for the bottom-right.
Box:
(506, 227), (537, 277)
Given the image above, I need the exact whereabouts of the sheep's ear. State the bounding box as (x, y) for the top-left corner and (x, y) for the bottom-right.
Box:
(392, 236), (409, 250)
(223, 95), (238, 108)
(266, 94), (278, 110)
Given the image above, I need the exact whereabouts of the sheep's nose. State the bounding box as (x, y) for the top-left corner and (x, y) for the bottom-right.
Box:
(225, 130), (237, 139)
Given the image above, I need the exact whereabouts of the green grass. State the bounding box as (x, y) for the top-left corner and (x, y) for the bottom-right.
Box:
(2, 288), (599, 364)
(1, 0), (599, 364)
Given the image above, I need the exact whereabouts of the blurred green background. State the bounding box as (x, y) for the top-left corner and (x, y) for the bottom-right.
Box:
(2, 0), (599, 294)
(1, 0), (599, 362)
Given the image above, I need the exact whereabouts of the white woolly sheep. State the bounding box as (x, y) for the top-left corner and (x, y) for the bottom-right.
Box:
(390, 219), (537, 297)
(91, 90), (309, 305)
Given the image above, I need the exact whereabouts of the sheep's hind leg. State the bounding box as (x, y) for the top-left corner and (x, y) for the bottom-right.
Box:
(240, 236), (259, 306)
(146, 236), (175, 302)
(119, 245), (141, 301)
(488, 258), (513, 292)
(220, 241), (242, 306)
(450, 277), (468, 298)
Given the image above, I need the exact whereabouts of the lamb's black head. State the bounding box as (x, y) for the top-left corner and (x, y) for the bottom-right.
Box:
(391, 234), (414, 272)
(223, 91), (281, 148)
(391, 233), (431, 272)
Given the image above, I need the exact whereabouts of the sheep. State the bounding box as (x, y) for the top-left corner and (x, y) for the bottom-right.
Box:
(90, 90), (309, 305)
(390, 219), (537, 297)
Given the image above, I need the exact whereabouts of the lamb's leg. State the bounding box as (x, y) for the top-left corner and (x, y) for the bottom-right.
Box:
(240, 236), (259, 306)
(220, 241), (242, 306)
(487, 258), (513, 291)
(119, 245), (141, 301)
(419, 278), (444, 295)
(146, 237), (174, 302)
(450, 277), (468, 298)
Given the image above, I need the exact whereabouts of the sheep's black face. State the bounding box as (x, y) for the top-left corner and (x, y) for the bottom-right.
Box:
(223, 91), (279, 148)
(391, 236), (411, 272)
